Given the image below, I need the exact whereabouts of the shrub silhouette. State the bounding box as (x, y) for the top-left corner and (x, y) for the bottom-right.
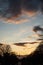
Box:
(2, 53), (18, 65)
(0, 55), (3, 65)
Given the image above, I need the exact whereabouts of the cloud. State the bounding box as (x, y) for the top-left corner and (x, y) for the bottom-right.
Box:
(28, 34), (39, 39)
(10, 43), (40, 55)
(33, 25), (43, 40)
(0, 0), (43, 23)
(5, 14), (29, 24)
(33, 25), (43, 32)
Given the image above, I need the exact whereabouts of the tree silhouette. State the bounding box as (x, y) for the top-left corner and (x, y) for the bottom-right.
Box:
(0, 44), (11, 56)
(0, 44), (19, 65)
(21, 42), (43, 65)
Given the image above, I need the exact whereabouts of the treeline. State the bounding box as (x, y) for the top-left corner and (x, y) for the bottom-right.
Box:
(0, 53), (19, 65)
(0, 42), (43, 65)
(21, 42), (43, 65)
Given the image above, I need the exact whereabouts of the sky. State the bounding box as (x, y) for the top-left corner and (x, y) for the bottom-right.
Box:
(0, 0), (43, 44)
(0, 12), (43, 44)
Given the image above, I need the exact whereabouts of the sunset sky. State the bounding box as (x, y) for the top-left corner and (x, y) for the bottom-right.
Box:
(0, 12), (43, 44)
(0, 0), (43, 44)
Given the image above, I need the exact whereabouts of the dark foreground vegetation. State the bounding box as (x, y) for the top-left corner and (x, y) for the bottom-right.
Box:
(0, 42), (43, 65)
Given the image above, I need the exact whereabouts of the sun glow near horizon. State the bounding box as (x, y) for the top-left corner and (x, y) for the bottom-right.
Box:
(10, 42), (40, 56)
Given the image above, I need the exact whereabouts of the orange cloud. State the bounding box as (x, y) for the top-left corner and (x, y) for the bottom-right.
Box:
(0, 10), (37, 24)
(0, 0), (43, 24)
(22, 10), (38, 17)
(5, 18), (29, 24)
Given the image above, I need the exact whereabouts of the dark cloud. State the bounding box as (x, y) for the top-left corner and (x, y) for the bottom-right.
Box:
(0, 0), (22, 19)
(33, 26), (43, 32)
(33, 25), (43, 38)
(0, 0), (43, 21)
(33, 26), (43, 40)
(22, 0), (40, 11)
(14, 43), (25, 46)
(8, 0), (22, 17)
